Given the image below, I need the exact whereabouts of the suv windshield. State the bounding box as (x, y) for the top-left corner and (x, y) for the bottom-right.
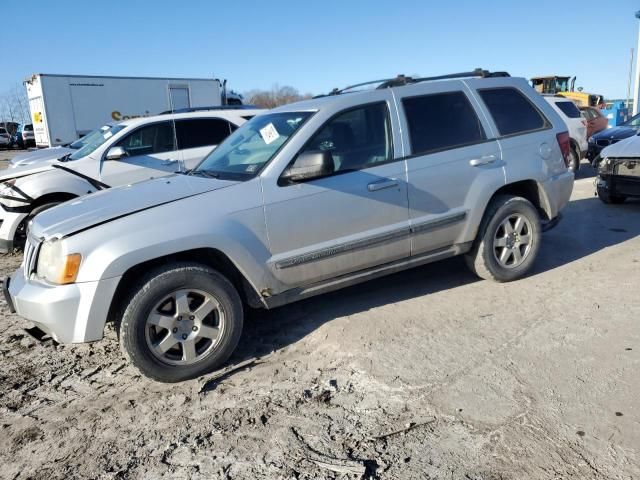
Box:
(69, 125), (125, 160)
(69, 125), (113, 150)
(193, 111), (313, 180)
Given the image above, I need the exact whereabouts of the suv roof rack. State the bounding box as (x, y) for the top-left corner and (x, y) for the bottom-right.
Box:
(158, 105), (259, 115)
(324, 68), (510, 96)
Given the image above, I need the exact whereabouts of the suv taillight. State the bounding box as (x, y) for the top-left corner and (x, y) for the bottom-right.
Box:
(556, 132), (570, 168)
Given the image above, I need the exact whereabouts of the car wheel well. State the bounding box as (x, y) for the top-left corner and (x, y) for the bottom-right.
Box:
(569, 138), (580, 156)
(30, 192), (77, 210)
(107, 248), (263, 327)
(491, 180), (550, 220)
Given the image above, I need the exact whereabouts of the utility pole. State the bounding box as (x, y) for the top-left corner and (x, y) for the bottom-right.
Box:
(633, 10), (640, 114)
(627, 48), (634, 109)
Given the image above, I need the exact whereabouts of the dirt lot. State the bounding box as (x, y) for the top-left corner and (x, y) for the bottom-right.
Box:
(0, 149), (638, 479)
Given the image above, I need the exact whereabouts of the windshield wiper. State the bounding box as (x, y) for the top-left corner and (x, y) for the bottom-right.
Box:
(57, 153), (72, 162)
(190, 170), (220, 179)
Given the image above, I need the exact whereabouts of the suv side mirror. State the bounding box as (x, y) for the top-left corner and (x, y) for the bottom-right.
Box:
(105, 146), (127, 160)
(281, 151), (334, 183)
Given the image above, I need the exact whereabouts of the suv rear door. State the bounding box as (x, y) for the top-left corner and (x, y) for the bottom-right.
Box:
(394, 81), (504, 255)
(261, 93), (410, 288)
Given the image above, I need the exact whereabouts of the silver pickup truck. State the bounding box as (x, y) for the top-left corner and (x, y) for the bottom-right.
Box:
(5, 70), (574, 382)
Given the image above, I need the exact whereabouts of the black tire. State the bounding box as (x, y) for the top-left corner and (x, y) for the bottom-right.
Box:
(118, 262), (243, 383)
(465, 195), (541, 282)
(597, 186), (625, 205)
(568, 147), (580, 173)
(14, 202), (62, 249)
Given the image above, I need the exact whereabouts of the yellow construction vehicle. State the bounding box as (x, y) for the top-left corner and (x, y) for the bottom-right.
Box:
(530, 76), (604, 107)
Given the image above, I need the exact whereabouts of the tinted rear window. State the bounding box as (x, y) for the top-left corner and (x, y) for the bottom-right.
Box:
(555, 101), (581, 119)
(479, 88), (548, 136)
(175, 118), (233, 150)
(24, 124), (33, 131)
(402, 91), (485, 155)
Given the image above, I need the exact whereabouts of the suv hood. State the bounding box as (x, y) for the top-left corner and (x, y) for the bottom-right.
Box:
(9, 146), (73, 168)
(600, 133), (640, 159)
(30, 174), (238, 240)
(0, 161), (55, 182)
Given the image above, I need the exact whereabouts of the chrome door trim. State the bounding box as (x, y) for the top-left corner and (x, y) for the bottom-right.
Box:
(410, 211), (467, 234)
(274, 226), (409, 270)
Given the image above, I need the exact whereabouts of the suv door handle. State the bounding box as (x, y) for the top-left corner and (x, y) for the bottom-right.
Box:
(469, 155), (497, 167)
(367, 179), (399, 192)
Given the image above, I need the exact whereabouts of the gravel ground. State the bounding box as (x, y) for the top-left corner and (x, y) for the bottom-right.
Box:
(0, 150), (638, 479)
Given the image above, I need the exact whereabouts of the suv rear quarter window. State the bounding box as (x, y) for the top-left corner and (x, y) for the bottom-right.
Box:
(555, 101), (581, 119)
(175, 118), (234, 150)
(479, 88), (549, 137)
(402, 91), (486, 155)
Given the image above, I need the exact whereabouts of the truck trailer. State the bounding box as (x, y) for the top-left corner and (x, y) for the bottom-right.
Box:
(25, 74), (230, 147)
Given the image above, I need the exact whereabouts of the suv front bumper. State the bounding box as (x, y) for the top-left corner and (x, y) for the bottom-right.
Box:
(6, 268), (121, 343)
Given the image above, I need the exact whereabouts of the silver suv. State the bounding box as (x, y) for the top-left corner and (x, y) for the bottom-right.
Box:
(5, 70), (574, 382)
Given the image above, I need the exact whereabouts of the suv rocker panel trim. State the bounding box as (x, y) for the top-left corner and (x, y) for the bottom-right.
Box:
(266, 241), (473, 308)
(274, 211), (468, 269)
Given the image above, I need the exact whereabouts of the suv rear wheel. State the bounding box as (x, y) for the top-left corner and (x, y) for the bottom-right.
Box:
(118, 262), (243, 382)
(465, 195), (541, 282)
(568, 147), (580, 173)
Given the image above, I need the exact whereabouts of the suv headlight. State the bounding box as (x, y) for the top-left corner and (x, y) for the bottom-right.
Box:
(598, 157), (614, 174)
(588, 136), (594, 144)
(36, 239), (82, 284)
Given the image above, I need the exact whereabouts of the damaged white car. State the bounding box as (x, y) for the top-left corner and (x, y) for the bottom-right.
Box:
(0, 107), (263, 252)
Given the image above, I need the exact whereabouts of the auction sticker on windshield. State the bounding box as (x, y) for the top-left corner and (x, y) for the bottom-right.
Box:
(259, 123), (280, 145)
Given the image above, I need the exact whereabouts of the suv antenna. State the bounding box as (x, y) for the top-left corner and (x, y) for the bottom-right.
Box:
(167, 82), (185, 174)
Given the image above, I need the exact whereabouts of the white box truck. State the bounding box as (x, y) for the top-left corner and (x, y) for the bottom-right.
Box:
(25, 74), (229, 147)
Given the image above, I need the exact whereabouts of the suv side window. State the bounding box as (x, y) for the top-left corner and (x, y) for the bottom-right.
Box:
(117, 121), (175, 156)
(402, 91), (486, 155)
(175, 118), (234, 150)
(300, 102), (392, 173)
(479, 88), (548, 136)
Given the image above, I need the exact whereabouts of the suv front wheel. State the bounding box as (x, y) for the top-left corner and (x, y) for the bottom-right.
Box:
(118, 262), (244, 382)
(465, 195), (541, 282)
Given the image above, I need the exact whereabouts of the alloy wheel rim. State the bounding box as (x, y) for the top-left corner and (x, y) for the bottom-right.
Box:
(144, 289), (225, 366)
(493, 214), (533, 269)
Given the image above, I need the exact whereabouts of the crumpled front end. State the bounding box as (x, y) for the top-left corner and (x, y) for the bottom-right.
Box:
(597, 157), (640, 198)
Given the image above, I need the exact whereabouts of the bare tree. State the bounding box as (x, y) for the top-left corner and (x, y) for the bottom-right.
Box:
(0, 83), (30, 126)
(244, 84), (313, 109)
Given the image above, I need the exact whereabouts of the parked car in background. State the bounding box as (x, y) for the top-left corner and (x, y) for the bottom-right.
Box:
(5, 70), (574, 382)
(543, 95), (587, 172)
(0, 128), (11, 149)
(0, 107), (263, 252)
(596, 134), (640, 204)
(580, 107), (608, 138)
(587, 112), (640, 166)
(11, 124), (35, 149)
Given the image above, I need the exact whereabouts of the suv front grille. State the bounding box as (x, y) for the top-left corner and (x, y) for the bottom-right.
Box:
(23, 236), (40, 278)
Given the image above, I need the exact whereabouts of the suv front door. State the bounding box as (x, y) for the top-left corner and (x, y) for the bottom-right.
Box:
(262, 98), (410, 289)
(395, 82), (504, 255)
(100, 121), (180, 185)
